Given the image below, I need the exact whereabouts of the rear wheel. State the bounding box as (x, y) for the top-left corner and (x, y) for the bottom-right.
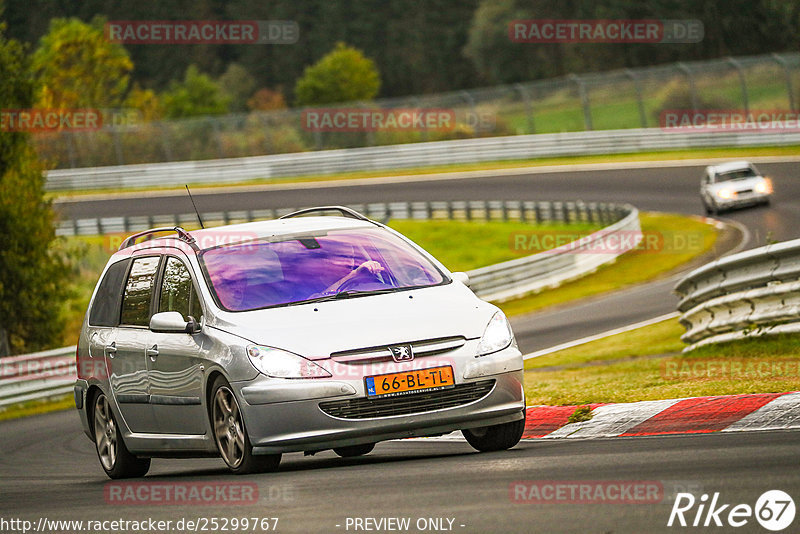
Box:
(463, 412), (526, 452)
(333, 443), (375, 457)
(211, 376), (281, 474)
(92, 392), (150, 479)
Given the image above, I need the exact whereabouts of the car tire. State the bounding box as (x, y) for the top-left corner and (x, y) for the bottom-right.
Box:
(333, 443), (375, 457)
(92, 392), (151, 479)
(463, 412), (526, 452)
(210, 376), (281, 475)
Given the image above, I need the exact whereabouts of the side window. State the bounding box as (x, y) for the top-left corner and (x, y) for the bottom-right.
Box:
(159, 257), (204, 322)
(120, 256), (161, 327)
(89, 259), (130, 327)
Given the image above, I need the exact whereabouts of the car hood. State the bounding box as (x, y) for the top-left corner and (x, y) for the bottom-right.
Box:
(209, 282), (498, 360)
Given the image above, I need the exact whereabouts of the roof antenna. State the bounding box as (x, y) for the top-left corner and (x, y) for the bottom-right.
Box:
(185, 185), (205, 229)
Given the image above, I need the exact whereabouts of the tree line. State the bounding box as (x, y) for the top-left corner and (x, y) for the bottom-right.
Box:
(3, 0), (799, 103)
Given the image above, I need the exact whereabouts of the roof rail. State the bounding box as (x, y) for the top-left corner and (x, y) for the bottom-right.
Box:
(279, 206), (371, 221)
(119, 226), (197, 251)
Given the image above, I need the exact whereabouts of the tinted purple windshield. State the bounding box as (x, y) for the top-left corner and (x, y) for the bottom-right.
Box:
(200, 227), (445, 311)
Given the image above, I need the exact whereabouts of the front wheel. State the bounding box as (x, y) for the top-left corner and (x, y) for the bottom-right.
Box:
(463, 412), (526, 452)
(92, 392), (151, 479)
(211, 376), (281, 474)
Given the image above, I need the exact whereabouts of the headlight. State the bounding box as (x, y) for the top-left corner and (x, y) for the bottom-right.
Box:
(755, 179), (773, 194)
(477, 311), (515, 356)
(247, 345), (331, 379)
(716, 188), (733, 200)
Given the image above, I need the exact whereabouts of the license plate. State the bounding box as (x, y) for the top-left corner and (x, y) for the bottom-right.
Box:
(365, 366), (455, 398)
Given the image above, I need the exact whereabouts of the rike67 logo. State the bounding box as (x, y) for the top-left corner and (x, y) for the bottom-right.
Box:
(668, 490), (795, 531)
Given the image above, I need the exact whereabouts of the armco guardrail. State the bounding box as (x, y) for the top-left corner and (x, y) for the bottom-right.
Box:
(0, 346), (76, 408)
(44, 128), (800, 192)
(3, 200), (638, 408)
(675, 239), (800, 350)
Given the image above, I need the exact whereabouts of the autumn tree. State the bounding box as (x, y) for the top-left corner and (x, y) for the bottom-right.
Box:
(294, 42), (380, 106)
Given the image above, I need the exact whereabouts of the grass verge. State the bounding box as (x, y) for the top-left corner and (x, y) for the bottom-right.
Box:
(0, 394), (74, 422)
(523, 318), (800, 405)
(500, 212), (719, 317)
(50, 145), (800, 199)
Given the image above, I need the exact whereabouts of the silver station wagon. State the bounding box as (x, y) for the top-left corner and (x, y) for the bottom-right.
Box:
(75, 207), (526, 478)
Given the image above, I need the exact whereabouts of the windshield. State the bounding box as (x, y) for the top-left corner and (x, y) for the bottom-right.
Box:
(200, 227), (446, 311)
(716, 166), (759, 182)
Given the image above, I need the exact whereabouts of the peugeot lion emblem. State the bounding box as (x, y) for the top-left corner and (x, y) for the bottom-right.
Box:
(389, 345), (414, 362)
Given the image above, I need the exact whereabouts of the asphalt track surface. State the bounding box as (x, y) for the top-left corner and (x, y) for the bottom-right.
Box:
(2, 410), (799, 533)
(2, 160), (797, 533)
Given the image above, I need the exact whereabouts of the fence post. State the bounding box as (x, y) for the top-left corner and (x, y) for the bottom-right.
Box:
(460, 91), (477, 137)
(514, 83), (535, 134)
(677, 62), (699, 111)
(65, 132), (78, 168)
(158, 122), (174, 162)
(772, 53), (796, 111)
(210, 118), (225, 159)
(625, 69), (648, 128)
(569, 74), (593, 131)
(727, 57), (750, 115)
(0, 328), (8, 357)
(112, 128), (125, 165)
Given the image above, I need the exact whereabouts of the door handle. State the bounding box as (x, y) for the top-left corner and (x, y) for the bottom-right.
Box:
(146, 345), (159, 360)
(104, 342), (117, 358)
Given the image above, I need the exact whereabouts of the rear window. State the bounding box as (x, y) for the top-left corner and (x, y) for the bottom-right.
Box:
(89, 259), (130, 327)
(200, 227), (446, 311)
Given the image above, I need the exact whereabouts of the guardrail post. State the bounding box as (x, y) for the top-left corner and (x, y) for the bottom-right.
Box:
(726, 57), (750, 115)
(568, 74), (593, 131)
(625, 69), (648, 128)
(772, 53), (797, 111)
(677, 63), (699, 112)
(514, 83), (536, 134)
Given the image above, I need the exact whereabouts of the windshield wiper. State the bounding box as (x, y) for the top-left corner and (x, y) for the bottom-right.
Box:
(287, 288), (398, 306)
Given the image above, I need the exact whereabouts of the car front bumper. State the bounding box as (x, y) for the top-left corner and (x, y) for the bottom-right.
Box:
(232, 345), (526, 454)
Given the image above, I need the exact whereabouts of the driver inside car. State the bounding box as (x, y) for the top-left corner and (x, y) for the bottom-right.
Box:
(321, 259), (385, 295)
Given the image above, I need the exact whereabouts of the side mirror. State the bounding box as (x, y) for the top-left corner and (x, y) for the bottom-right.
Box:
(150, 311), (198, 334)
(452, 272), (470, 287)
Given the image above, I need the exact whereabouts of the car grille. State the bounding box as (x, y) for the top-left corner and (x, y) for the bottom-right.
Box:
(318, 380), (495, 419)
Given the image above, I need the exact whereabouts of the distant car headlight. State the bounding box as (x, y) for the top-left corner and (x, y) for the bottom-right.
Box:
(716, 188), (734, 200)
(755, 178), (773, 194)
(247, 345), (331, 378)
(477, 311), (515, 356)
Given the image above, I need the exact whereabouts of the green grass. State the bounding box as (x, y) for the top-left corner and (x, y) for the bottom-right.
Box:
(500, 212), (719, 317)
(523, 317), (800, 406)
(50, 145), (800, 199)
(0, 395), (75, 422)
